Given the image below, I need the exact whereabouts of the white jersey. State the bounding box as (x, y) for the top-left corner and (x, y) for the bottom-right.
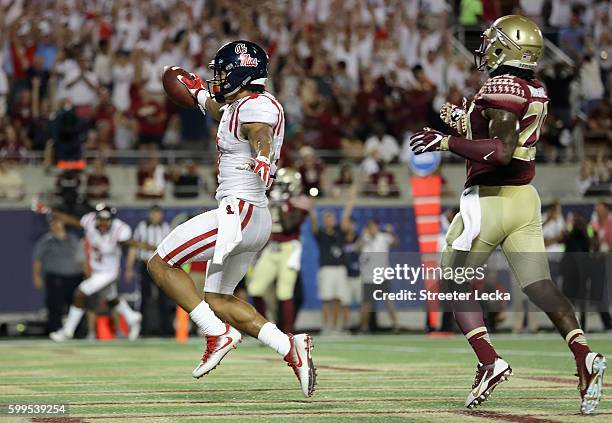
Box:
(215, 92), (285, 207)
(80, 212), (132, 273)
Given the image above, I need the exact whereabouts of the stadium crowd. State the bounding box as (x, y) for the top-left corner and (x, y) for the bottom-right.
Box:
(0, 0), (610, 200)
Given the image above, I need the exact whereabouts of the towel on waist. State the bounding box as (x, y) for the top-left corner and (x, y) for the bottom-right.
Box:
(212, 196), (243, 265)
(452, 186), (481, 251)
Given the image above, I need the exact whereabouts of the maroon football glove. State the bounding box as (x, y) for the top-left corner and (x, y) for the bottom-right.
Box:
(409, 128), (450, 154)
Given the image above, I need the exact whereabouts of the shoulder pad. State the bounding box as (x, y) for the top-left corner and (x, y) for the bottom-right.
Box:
(474, 75), (528, 115)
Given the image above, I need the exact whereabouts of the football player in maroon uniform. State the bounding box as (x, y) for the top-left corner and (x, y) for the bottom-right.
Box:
(248, 168), (312, 334)
(409, 15), (606, 414)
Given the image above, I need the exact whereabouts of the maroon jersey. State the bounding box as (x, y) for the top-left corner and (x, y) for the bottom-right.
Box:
(464, 74), (549, 188)
(269, 196), (310, 242)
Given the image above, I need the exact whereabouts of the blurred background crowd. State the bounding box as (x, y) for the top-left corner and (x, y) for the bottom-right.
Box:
(0, 0), (610, 203)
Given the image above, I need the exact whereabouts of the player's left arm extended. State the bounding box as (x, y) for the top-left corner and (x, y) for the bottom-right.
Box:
(410, 109), (519, 166)
(242, 122), (274, 186)
(120, 240), (157, 251)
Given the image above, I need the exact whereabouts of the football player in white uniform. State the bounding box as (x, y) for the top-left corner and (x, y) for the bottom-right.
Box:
(147, 40), (316, 397)
(49, 204), (154, 341)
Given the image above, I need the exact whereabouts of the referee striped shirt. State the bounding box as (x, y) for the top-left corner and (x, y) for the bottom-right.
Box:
(133, 220), (171, 261)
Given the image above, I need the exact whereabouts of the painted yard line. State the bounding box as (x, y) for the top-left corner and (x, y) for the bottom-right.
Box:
(1, 332), (610, 345)
(58, 396), (589, 407)
(452, 410), (563, 423)
(320, 342), (612, 358)
(48, 410), (612, 420)
(2, 387), (579, 397)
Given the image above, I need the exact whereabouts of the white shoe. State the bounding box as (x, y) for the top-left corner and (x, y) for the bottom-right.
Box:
(579, 352), (607, 414)
(284, 333), (316, 397)
(49, 329), (72, 342)
(128, 312), (142, 341)
(192, 323), (241, 378)
(465, 357), (512, 409)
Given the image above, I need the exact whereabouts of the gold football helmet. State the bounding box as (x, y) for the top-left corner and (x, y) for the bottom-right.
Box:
(474, 15), (544, 72)
(270, 167), (302, 201)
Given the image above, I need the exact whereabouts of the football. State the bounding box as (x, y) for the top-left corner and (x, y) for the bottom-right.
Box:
(162, 65), (197, 108)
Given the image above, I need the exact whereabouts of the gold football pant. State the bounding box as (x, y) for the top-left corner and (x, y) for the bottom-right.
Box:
(441, 184), (551, 288)
(248, 240), (299, 301)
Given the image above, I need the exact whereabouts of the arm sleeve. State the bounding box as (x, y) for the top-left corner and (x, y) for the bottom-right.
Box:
(473, 76), (528, 116)
(117, 221), (133, 243)
(80, 212), (96, 229)
(238, 96), (279, 127)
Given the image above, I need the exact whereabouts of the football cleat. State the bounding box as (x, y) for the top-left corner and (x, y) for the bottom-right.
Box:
(465, 357), (512, 409)
(192, 323), (241, 378)
(284, 333), (316, 397)
(127, 312), (142, 341)
(578, 352), (607, 414)
(49, 329), (72, 342)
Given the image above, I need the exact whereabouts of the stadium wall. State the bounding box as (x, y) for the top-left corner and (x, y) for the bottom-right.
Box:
(0, 203), (597, 315)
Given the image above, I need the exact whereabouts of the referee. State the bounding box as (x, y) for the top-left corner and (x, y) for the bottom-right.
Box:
(125, 205), (171, 336)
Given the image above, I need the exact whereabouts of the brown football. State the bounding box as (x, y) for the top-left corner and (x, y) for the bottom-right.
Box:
(162, 65), (197, 108)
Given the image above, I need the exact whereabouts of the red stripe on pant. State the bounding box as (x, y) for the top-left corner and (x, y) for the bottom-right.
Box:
(165, 200), (254, 267)
(162, 228), (218, 264)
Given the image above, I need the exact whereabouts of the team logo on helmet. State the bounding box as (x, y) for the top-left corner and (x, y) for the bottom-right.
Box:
(234, 43), (248, 54)
(240, 54), (259, 67)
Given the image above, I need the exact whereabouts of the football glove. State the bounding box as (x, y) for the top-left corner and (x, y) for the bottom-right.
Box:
(409, 128), (450, 154)
(236, 156), (273, 188)
(253, 155), (272, 187)
(176, 73), (210, 115)
(440, 98), (470, 136)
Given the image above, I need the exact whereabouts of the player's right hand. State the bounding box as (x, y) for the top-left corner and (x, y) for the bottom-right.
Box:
(409, 128), (450, 154)
(177, 73), (205, 98)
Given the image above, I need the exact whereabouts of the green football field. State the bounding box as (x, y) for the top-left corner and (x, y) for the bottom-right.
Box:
(0, 334), (610, 422)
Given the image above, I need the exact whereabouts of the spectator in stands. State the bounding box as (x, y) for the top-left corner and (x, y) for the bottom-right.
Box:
(111, 50), (134, 113)
(543, 201), (567, 253)
(542, 62), (574, 126)
(331, 164), (355, 199)
(364, 123), (400, 164)
(136, 157), (165, 199)
(32, 216), (84, 333)
(0, 159), (25, 200)
(559, 12), (586, 62)
(93, 40), (112, 91)
(592, 202), (612, 252)
(359, 219), (400, 332)
(172, 161), (203, 198)
(85, 158), (110, 200)
(459, 0), (483, 25)
(364, 162), (400, 198)
(310, 207), (350, 335)
(47, 104), (87, 170)
(0, 123), (28, 161)
(125, 205), (172, 336)
(578, 51), (605, 115)
(134, 87), (167, 149)
(589, 203), (612, 331)
(297, 146), (325, 197)
(361, 145), (381, 177)
(60, 55), (99, 119)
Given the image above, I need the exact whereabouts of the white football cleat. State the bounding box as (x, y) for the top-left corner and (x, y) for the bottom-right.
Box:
(579, 352), (607, 415)
(284, 333), (316, 397)
(465, 357), (512, 409)
(127, 312), (142, 341)
(49, 329), (72, 342)
(192, 323), (241, 378)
